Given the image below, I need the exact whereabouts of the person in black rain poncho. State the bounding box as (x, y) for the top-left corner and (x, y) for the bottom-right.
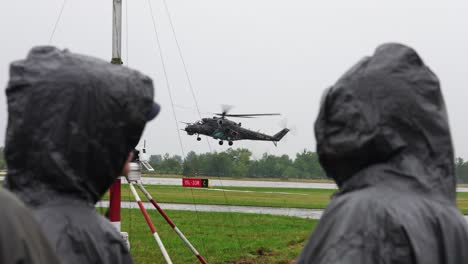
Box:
(298, 43), (468, 264)
(0, 188), (60, 264)
(4, 46), (160, 264)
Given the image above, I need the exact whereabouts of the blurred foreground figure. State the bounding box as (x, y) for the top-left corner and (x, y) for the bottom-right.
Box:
(298, 43), (468, 263)
(0, 188), (60, 264)
(4, 46), (159, 264)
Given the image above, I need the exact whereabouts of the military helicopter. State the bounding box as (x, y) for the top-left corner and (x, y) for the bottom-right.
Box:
(182, 107), (290, 146)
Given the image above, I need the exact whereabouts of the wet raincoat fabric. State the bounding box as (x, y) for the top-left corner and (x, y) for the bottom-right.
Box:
(0, 188), (60, 264)
(5, 46), (156, 264)
(298, 43), (468, 264)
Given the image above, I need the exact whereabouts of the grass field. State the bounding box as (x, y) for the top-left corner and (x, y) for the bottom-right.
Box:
(116, 209), (317, 264)
(114, 186), (468, 263)
(104, 185), (335, 209)
(105, 185), (468, 214)
(457, 192), (468, 214)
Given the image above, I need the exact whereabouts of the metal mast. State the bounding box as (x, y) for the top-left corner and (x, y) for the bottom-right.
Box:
(109, 0), (123, 234)
(106, 3), (205, 262)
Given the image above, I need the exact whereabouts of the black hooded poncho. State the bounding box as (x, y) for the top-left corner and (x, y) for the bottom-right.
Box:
(4, 46), (156, 264)
(0, 188), (60, 264)
(298, 43), (468, 263)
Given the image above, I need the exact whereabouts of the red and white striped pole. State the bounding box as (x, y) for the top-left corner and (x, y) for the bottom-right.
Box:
(136, 182), (208, 264)
(129, 182), (173, 264)
(109, 178), (121, 231)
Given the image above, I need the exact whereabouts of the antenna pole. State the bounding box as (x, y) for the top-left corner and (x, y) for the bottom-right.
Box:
(109, 0), (123, 233)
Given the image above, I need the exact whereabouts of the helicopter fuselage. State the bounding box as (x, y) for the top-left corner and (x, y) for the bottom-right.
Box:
(184, 117), (289, 146)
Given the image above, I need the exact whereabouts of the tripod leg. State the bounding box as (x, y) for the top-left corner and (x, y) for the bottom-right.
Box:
(129, 182), (173, 264)
(137, 182), (208, 264)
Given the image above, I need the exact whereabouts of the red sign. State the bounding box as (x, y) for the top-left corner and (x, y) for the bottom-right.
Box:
(182, 178), (209, 188)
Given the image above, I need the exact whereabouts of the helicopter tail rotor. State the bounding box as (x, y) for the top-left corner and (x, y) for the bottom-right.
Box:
(278, 118), (297, 135)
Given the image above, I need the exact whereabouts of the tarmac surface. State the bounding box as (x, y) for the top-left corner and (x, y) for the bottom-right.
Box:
(137, 177), (336, 189)
(96, 201), (324, 219)
(136, 177), (468, 192)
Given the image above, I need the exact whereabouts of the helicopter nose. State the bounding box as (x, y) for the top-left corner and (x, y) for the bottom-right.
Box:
(185, 125), (195, 135)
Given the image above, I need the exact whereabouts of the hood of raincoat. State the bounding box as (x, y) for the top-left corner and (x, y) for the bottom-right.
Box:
(315, 43), (455, 202)
(5, 46), (155, 206)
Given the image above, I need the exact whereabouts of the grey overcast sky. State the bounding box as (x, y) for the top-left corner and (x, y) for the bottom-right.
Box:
(0, 0), (467, 159)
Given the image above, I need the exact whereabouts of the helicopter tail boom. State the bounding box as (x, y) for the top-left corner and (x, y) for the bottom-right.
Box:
(273, 128), (290, 142)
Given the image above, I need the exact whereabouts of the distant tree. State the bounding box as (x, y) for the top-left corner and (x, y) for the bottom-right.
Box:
(150, 148), (329, 179)
(211, 152), (234, 177)
(250, 153), (291, 178)
(149, 154), (162, 164)
(456, 157), (468, 183)
(159, 153), (183, 174)
(0, 147), (5, 170)
(228, 148), (252, 177)
(293, 150), (325, 179)
(283, 166), (302, 178)
(148, 154), (162, 171)
(183, 151), (198, 176)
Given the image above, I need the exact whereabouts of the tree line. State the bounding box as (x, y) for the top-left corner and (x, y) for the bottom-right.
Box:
(149, 148), (326, 179)
(456, 158), (468, 183)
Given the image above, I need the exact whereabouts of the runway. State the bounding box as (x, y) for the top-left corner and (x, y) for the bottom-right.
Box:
(96, 201), (324, 219)
(138, 177), (337, 189)
(136, 177), (468, 192)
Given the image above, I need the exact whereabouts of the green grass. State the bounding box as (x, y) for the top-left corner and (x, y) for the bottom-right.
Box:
(117, 209), (317, 264)
(105, 185), (335, 209)
(457, 192), (468, 214)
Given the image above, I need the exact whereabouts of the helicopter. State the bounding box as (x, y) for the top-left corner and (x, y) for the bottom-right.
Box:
(182, 107), (290, 146)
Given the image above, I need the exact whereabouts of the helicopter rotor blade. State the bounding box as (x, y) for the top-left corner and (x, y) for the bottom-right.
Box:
(215, 113), (281, 118)
(215, 105), (281, 119)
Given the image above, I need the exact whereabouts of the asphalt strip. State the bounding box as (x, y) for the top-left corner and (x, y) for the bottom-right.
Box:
(96, 201), (324, 219)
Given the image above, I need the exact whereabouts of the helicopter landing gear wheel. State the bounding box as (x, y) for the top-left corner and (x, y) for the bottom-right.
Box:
(219, 141), (224, 145)
(228, 141), (233, 146)
(197, 137), (201, 141)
